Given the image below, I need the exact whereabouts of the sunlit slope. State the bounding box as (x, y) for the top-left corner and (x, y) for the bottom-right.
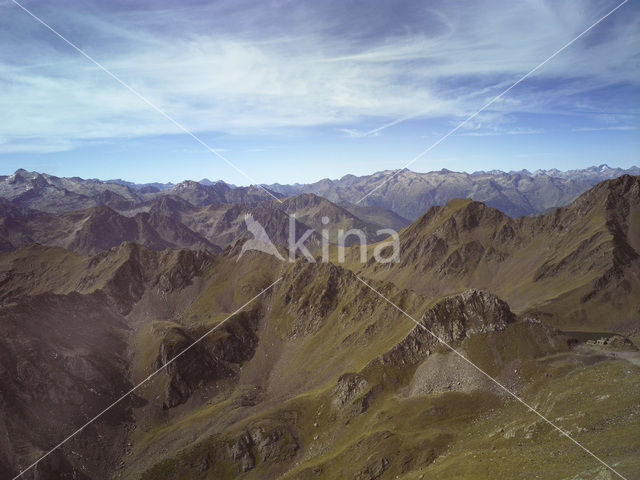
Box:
(342, 175), (640, 333)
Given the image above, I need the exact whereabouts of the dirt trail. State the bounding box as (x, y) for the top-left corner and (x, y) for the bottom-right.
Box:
(580, 344), (640, 367)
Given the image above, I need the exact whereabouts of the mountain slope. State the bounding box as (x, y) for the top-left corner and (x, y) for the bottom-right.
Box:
(1, 243), (638, 479)
(0, 169), (147, 214)
(342, 203), (411, 231)
(345, 175), (640, 333)
(0, 205), (219, 254)
(278, 193), (397, 245)
(0, 170), (283, 216)
(1, 173), (639, 480)
(143, 192), (400, 250)
(0, 291), (132, 480)
(0, 243), (218, 478)
(168, 181), (282, 207)
(148, 197), (323, 251)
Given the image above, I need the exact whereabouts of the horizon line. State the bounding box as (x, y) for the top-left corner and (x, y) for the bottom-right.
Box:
(2, 163), (639, 188)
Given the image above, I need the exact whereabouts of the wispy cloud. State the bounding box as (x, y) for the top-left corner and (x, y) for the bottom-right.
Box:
(448, 112), (545, 137)
(572, 125), (638, 132)
(457, 128), (544, 137)
(337, 128), (381, 138)
(0, 0), (638, 153)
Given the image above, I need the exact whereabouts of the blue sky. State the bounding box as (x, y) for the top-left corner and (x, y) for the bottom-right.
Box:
(0, 0), (638, 185)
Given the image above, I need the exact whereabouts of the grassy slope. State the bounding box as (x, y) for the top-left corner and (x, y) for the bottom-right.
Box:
(134, 317), (640, 480)
(334, 178), (640, 333)
(119, 248), (639, 479)
(2, 177), (638, 480)
(4, 239), (624, 479)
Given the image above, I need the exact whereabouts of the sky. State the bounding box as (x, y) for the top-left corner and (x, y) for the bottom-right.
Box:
(0, 0), (638, 185)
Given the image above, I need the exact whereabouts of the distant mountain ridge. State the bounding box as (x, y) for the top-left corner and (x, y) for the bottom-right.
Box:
(0, 169), (409, 254)
(267, 164), (640, 219)
(2, 164), (637, 219)
(471, 163), (636, 179)
(0, 203), (219, 255)
(0, 169), (282, 214)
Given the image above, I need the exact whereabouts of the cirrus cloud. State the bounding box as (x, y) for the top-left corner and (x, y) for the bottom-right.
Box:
(0, 0), (638, 153)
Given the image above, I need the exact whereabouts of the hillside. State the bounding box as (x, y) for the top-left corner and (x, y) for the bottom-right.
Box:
(0, 176), (638, 480)
(343, 175), (640, 333)
(0, 205), (218, 254)
(277, 193), (404, 244)
(0, 242), (638, 479)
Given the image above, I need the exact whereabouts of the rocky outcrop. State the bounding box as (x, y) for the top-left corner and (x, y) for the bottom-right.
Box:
(154, 309), (261, 408)
(587, 335), (639, 351)
(332, 373), (369, 408)
(141, 420), (299, 479)
(380, 289), (515, 367)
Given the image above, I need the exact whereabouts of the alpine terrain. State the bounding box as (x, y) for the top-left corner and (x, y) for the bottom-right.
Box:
(0, 169), (638, 480)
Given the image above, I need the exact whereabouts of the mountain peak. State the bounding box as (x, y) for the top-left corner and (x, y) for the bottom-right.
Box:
(199, 178), (228, 186)
(9, 168), (42, 182)
(381, 289), (515, 367)
(174, 180), (205, 190)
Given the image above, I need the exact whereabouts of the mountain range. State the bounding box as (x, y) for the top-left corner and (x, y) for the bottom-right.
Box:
(268, 164), (640, 219)
(0, 168), (638, 479)
(2, 164), (638, 220)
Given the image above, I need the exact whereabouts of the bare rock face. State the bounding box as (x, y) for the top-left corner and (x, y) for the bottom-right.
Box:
(381, 289), (515, 367)
(587, 335), (639, 351)
(154, 310), (261, 409)
(279, 262), (347, 336)
(246, 422), (300, 464)
(154, 249), (215, 292)
(154, 327), (226, 409)
(354, 456), (390, 480)
(141, 420), (299, 479)
(0, 292), (132, 479)
(331, 372), (384, 422)
(332, 373), (369, 408)
(85, 243), (215, 314)
(219, 421), (300, 472)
